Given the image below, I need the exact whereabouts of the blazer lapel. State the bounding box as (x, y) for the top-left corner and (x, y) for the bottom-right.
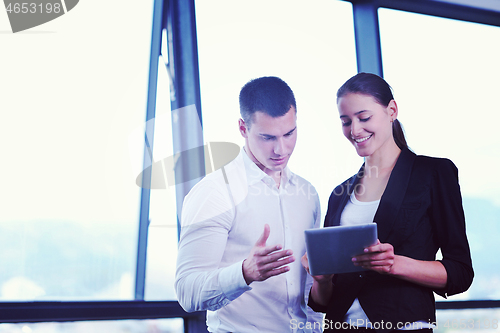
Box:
(374, 148), (416, 243)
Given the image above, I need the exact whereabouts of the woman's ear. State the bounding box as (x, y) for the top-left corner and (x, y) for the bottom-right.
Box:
(388, 99), (398, 121)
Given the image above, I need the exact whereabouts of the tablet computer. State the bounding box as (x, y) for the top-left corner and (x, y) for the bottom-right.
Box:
(304, 223), (378, 275)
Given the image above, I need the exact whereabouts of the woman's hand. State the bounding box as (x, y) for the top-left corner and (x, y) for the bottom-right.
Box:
(352, 240), (448, 288)
(352, 239), (395, 274)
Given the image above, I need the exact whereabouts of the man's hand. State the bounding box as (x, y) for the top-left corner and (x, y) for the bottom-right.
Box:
(301, 253), (334, 284)
(242, 224), (294, 285)
(301, 252), (334, 306)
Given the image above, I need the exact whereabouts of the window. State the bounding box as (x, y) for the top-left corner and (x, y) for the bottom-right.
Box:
(195, 0), (358, 219)
(0, 0), (154, 301)
(380, 8), (500, 301)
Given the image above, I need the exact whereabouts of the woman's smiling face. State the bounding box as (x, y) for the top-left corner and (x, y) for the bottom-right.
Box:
(337, 93), (397, 158)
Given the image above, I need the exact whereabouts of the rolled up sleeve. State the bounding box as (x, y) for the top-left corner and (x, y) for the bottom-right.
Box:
(431, 158), (474, 297)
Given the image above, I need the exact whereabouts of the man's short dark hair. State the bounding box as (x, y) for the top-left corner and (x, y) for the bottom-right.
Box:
(239, 76), (296, 127)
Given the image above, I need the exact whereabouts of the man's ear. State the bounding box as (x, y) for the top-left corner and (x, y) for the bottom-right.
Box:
(388, 99), (398, 120)
(239, 118), (248, 138)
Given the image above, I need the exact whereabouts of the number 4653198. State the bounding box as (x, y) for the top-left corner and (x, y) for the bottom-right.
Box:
(6, 3), (62, 14)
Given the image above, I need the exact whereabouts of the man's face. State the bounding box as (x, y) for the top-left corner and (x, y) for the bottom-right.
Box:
(239, 107), (297, 177)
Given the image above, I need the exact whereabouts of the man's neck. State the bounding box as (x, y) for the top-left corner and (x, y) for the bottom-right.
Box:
(243, 146), (282, 188)
(270, 171), (282, 189)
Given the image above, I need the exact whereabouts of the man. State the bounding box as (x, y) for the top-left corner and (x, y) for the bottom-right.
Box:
(175, 76), (322, 332)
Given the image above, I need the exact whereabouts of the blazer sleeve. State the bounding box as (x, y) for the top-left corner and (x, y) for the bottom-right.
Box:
(431, 158), (474, 298)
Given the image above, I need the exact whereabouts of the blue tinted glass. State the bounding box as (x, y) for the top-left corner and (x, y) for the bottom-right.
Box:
(380, 8), (500, 300)
(195, 0), (358, 220)
(0, 1), (155, 300)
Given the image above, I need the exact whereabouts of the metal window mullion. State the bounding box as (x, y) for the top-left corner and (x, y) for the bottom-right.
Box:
(377, 0), (500, 28)
(0, 300), (499, 323)
(166, 0), (205, 241)
(135, 0), (165, 301)
(352, 0), (384, 76)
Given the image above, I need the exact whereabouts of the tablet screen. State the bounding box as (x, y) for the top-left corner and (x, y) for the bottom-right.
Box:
(305, 223), (377, 275)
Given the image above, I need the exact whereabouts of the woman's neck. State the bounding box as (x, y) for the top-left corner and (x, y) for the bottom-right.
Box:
(355, 142), (402, 202)
(364, 142), (402, 178)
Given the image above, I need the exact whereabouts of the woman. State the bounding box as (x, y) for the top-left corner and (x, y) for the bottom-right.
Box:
(303, 73), (473, 332)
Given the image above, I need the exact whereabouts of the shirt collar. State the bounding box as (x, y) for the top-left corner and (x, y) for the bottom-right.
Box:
(240, 147), (296, 188)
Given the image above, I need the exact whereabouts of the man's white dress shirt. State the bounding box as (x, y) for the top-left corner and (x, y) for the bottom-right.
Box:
(175, 148), (322, 332)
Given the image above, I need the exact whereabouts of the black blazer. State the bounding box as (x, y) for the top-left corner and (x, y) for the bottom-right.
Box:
(310, 148), (474, 332)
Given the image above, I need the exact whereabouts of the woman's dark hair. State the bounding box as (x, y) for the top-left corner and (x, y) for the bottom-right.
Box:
(337, 72), (408, 150)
